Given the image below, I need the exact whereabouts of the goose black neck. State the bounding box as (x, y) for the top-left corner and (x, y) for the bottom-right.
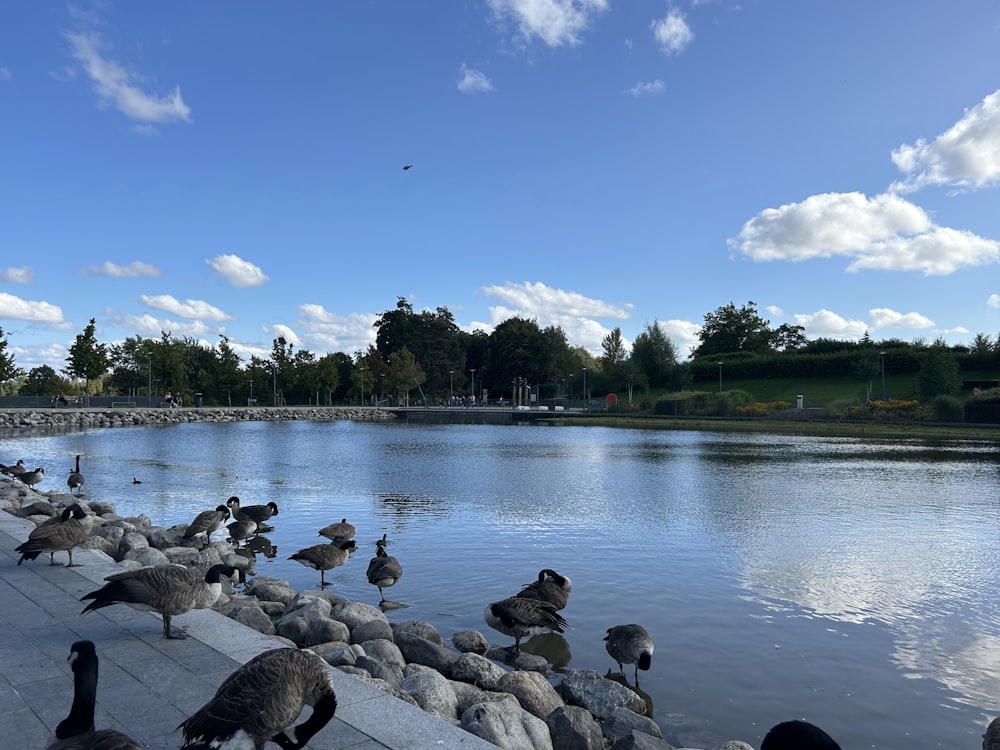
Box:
(56, 657), (98, 738)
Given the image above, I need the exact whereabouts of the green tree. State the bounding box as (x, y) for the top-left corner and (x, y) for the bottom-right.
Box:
(64, 318), (109, 394)
(772, 323), (808, 351)
(693, 301), (774, 357)
(631, 321), (678, 388)
(0, 326), (17, 386)
(23, 365), (64, 395)
(854, 348), (882, 401)
(385, 347), (426, 406)
(917, 339), (961, 400)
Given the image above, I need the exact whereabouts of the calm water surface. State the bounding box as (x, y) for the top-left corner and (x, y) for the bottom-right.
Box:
(4, 421), (1000, 748)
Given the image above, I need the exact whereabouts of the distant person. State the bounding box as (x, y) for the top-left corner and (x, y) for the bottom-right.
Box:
(164, 391), (174, 407)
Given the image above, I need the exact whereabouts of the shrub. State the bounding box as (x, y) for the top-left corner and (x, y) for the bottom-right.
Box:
(932, 395), (964, 422)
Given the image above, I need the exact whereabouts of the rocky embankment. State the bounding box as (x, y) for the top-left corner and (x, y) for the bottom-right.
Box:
(0, 406), (396, 430)
(1, 482), (760, 750)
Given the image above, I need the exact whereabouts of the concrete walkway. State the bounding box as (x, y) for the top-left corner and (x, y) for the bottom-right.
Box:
(0, 512), (496, 749)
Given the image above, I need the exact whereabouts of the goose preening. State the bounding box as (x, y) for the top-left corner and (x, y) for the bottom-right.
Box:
(19, 466), (46, 488)
(1, 458), (25, 476)
(16, 503), (93, 567)
(226, 518), (258, 548)
(81, 563), (242, 639)
(604, 624), (654, 685)
(226, 496), (280, 525)
(67, 455), (85, 496)
(179, 647), (337, 750)
(317, 518), (356, 542)
(365, 541), (403, 602)
(289, 539), (357, 588)
(182, 505), (231, 548)
(483, 596), (568, 654)
(985, 717), (1000, 750)
(516, 568), (572, 611)
(761, 719), (841, 750)
(47, 640), (145, 750)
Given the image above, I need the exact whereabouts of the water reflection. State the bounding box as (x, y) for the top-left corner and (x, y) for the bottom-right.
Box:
(522, 632), (572, 671)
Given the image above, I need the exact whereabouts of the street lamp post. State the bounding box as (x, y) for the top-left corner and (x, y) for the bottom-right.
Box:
(880, 351), (886, 401)
(449, 370), (454, 406)
(249, 380), (253, 406)
(470, 369), (476, 406)
(147, 352), (152, 407)
(718, 361), (723, 393)
(359, 364), (365, 406)
(272, 366), (277, 406)
(582, 368), (588, 411)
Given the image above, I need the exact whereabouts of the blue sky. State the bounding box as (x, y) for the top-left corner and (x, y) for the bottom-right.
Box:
(1, 1), (998, 372)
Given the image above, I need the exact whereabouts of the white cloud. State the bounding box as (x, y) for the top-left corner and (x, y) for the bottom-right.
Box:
(0, 266), (33, 283)
(263, 324), (301, 346)
(478, 281), (632, 353)
(138, 294), (234, 322)
(83, 260), (161, 278)
(792, 309), (869, 340)
(651, 9), (694, 55)
(295, 303), (378, 355)
(765, 305), (784, 318)
(104, 310), (222, 339)
(730, 191), (1000, 276)
(869, 308), (935, 330)
(488, 0), (609, 48)
(0, 67), (11, 81)
(207, 254), (270, 287)
(987, 294), (1000, 309)
(890, 89), (1000, 193)
(659, 319), (702, 358)
(624, 79), (665, 97)
(0, 292), (65, 325)
(458, 64), (494, 94)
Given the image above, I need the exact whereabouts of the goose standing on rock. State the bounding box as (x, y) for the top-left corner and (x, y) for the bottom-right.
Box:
(365, 539), (403, 602)
(289, 539), (357, 588)
(604, 624), (654, 685)
(67, 455), (85, 496)
(760, 719), (842, 750)
(182, 505), (231, 548)
(179, 647), (337, 750)
(484, 596), (568, 654)
(226, 517), (258, 548)
(47, 640), (145, 750)
(318, 518), (356, 542)
(516, 568), (572, 611)
(16, 503), (93, 567)
(81, 563), (242, 639)
(19, 466), (46, 489)
(226, 496), (280, 526)
(1, 458), (25, 477)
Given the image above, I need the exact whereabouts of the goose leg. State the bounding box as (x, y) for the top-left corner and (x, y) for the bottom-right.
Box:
(66, 549), (80, 568)
(162, 614), (188, 639)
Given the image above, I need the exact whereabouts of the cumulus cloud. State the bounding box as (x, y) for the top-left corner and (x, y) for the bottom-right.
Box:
(730, 191), (1000, 276)
(0, 266), (33, 283)
(263, 324), (301, 346)
(83, 260), (161, 278)
(458, 64), (494, 93)
(651, 9), (694, 55)
(207, 254), (269, 287)
(988, 294), (1000, 309)
(294, 304), (378, 355)
(890, 89), (1000, 193)
(478, 281), (632, 353)
(138, 294), (234, 322)
(104, 310), (221, 339)
(624, 79), (665, 97)
(488, 0), (608, 48)
(65, 32), (191, 129)
(792, 309), (870, 340)
(0, 292), (65, 325)
(869, 308), (935, 330)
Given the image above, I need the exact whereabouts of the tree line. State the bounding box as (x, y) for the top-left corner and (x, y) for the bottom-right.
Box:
(0, 300), (994, 407)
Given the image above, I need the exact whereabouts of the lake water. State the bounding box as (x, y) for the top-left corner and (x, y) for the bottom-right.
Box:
(4, 420), (1000, 748)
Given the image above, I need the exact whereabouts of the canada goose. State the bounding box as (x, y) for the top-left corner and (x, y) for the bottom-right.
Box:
(226, 518), (258, 548)
(402, 164), (412, 170)
(761, 719), (841, 750)
(516, 568), (572, 611)
(47, 640), (144, 750)
(318, 518), (356, 542)
(16, 503), (93, 567)
(604, 624), (654, 684)
(81, 563), (241, 639)
(182, 505), (231, 547)
(366, 543), (403, 601)
(1, 458), (25, 476)
(289, 539), (357, 587)
(179, 647), (337, 750)
(483, 596), (568, 654)
(67, 455), (84, 496)
(226, 496), (279, 525)
(132, 477), (142, 484)
(19, 466), (46, 488)
(984, 717), (1000, 750)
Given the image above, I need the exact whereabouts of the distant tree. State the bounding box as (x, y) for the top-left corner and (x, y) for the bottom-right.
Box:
(970, 332), (993, 355)
(917, 339), (961, 400)
(64, 318), (109, 394)
(0, 326), (17, 385)
(693, 301), (773, 357)
(23, 365), (63, 395)
(631, 321), (678, 388)
(384, 346), (425, 406)
(771, 323), (808, 351)
(601, 327), (627, 368)
(854, 348), (882, 401)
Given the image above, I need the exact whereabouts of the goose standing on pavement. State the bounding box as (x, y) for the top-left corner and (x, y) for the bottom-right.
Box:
(318, 517), (356, 542)
(16, 503), (93, 567)
(289, 539), (357, 588)
(182, 505), (231, 548)
(81, 563), (241, 639)
(67, 455), (85, 496)
(484, 596), (568, 655)
(47, 640), (145, 750)
(760, 719), (842, 750)
(516, 568), (572, 611)
(226, 496), (280, 526)
(179, 647), (337, 750)
(365, 538), (403, 602)
(604, 624), (654, 685)
(19, 466), (46, 489)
